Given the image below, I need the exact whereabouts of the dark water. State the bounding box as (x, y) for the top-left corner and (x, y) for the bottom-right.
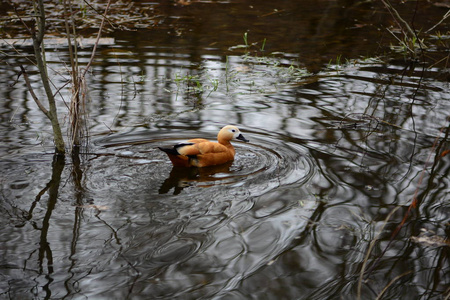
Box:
(1, 0), (449, 299)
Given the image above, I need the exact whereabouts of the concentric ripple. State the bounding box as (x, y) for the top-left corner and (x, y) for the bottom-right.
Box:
(95, 126), (314, 196)
(68, 126), (318, 299)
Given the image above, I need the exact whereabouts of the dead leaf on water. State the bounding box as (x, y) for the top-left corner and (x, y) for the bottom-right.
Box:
(78, 204), (110, 211)
(411, 229), (449, 247)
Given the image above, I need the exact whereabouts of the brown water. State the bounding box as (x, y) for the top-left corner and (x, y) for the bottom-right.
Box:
(1, 0), (449, 299)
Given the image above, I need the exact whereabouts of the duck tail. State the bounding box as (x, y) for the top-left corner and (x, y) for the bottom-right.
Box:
(158, 147), (191, 167)
(158, 146), (179, 155)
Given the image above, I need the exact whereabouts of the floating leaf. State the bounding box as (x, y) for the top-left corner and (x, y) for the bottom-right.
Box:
(411, 229), (450, 247)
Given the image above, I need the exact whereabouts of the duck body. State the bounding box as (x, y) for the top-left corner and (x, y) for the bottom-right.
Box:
(158, 125), (249, 167)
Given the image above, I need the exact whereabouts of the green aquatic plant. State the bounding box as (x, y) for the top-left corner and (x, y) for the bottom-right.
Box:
(224, 56), (240, 93)
(327, 54), (345, 72)
(229, 32), (268, 54)
(172, 72), (203, 101)
(229, 32), (251, 51)
(388, 29), (425, 58)
(162, 37), (311, 102)
(260, 38), (267, 52)
(380, 0), (427, 60)
(207, 77), (219, 98)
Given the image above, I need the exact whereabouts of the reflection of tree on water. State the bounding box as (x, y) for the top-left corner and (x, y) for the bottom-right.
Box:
(159, 161), (233, 195)
(23, 150), (95, 298)
(64, 147), (86, 297)
(23, 155), (65, 298)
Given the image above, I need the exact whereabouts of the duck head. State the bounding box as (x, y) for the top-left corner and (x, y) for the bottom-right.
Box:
(218, 125), (249, 144)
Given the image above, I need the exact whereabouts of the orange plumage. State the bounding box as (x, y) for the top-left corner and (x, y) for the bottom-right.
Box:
(158, 125), (249, 167)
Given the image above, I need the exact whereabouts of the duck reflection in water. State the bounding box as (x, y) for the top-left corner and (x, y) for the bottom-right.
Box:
(158, 161), (233, 194)
(158, 125), (249, 194)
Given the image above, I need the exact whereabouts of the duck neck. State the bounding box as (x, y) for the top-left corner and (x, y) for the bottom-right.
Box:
(218, 138), (235, 156)
(218, 137), (231, 146)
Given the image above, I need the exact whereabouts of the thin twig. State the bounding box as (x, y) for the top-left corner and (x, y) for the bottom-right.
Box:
(380, 0), (415, 38)
(360, 118), (450, 296)
(82, 0), (112, 78)
(357, 206), (401, 300)
(31, 0), (66, 154)
(426, 9), (450, 33)
(82, 0), (118, 28)
(380, 0), (426, 49)
(375, 271), (413, 300)
(20, 65), (50, 117)
(64, 0), (81, 148)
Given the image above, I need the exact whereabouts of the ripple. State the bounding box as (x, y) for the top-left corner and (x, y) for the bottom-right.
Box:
(150, 238), (200, 265)
(95, 126), (314, 196)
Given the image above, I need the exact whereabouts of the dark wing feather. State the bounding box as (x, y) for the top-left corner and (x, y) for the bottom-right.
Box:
(158, 143), (195, 155)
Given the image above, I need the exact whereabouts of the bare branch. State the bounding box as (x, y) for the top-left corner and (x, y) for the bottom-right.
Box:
(82, 0), (112, 78)
(31, 0), (66, 155)
(426, 8), (450, 33)
(20, 65), (50, 117)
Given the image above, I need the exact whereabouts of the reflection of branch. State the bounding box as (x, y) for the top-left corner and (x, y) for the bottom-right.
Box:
(25, 156), (67, 221)
(358, 118), (450, 298)
(375, 271), (413, 300)
(25, 180), (51, 222)
(37, 156), (65, 274)
(21, 155), (65, 298)
(93, 208), (141, 296)
(422, 118), (450, 212)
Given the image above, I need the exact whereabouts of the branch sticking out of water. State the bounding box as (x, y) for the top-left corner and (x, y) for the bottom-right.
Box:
(380, 0), (427, 57)
(22, 0), (66, 155)
(357, 117), (450, 300)
(19, 66), (49, 118)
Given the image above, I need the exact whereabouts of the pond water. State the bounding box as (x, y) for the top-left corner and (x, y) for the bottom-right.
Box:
(1, 0), (449, 299)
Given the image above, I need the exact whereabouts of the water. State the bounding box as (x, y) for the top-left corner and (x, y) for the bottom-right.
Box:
(1, 0), (449, 299)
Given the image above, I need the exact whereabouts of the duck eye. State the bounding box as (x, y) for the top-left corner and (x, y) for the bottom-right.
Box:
(231, 129), (236, 132)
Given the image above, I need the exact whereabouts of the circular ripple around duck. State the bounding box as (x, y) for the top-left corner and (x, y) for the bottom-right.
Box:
(95, 128), (314, 197)
(152, 130), (314, 197)
(225, 134), (313, 194)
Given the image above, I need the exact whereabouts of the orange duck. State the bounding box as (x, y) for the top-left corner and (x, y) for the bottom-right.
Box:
(158, 125), (249, 167)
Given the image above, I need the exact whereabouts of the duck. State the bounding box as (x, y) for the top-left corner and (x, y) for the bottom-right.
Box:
(158, 125), (249, 167)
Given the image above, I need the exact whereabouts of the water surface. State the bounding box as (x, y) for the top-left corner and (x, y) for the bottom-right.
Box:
(0, 0), (449, 299)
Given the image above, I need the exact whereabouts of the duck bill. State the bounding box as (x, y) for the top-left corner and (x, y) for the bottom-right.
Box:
(236, 134), (249, 142)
